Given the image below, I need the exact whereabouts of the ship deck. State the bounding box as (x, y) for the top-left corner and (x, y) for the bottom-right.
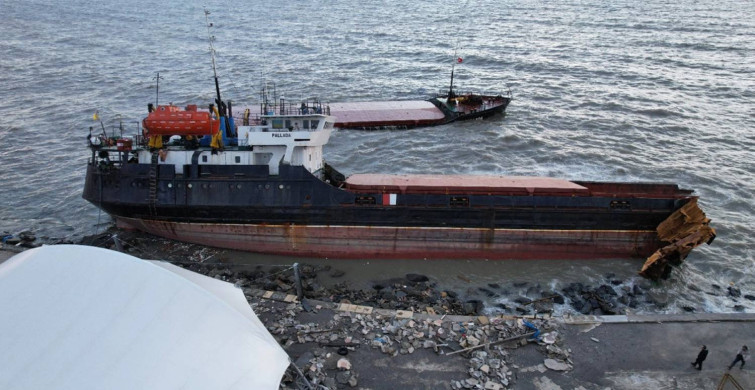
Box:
(344, 174), (590, 196)
(236, 101), (447, 129)
(328, 101), (447, 128)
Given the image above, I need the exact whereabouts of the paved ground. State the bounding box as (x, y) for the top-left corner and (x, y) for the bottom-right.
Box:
(554, 315), (754, 390)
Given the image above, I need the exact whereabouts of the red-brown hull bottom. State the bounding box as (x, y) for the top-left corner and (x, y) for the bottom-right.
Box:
(116, 217), (663, 260)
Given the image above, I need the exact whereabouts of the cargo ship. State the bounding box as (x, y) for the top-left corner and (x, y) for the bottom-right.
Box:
(83, 90), (715, 280)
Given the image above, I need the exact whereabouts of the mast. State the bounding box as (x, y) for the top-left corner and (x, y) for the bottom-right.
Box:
(447, 47), (459, 103)
(205, 10), (222, 111)
(153, 72), (163, 106)
(204, 9), (232, 138)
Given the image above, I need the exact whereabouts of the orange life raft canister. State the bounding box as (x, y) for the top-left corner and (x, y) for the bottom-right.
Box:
(142, 104), (220, 136)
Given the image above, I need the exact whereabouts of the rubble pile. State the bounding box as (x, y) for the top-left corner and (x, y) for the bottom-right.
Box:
(254, 298), (566, 389)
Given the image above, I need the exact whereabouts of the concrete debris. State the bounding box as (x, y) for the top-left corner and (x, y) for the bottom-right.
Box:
(251, 293), (559, 389)
(336, 358), (351, 370)
(544, 358), (571, 371)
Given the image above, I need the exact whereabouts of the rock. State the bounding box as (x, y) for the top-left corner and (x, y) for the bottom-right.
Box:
(336, 371), (351, 385)
(590, 337), (600, 343)
(478, 287), (497, 297)
(324, 377), (337, 389)
(484, 381), (502, 390)
(544, 358), (571, 371)
(728, 286), (742, 298)
(480, 364), (490, 374)
(348, 375), (358, 387)
(337, 358), (351, 370)
(744, 294), (755, 301)
(18, 231), (36, 242)
(406, 273), (429, 283)
(596, 284), (618, 297)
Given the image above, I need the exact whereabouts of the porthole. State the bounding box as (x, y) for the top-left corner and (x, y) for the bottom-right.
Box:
(168, 183), (173, 188)
(187, 183), (193, 189)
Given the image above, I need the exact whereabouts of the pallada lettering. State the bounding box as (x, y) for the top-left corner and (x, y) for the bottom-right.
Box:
(272, 133), (291, 138)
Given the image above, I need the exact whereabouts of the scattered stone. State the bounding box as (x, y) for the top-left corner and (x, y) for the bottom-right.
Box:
(484, 381), (502, 390)
(544, 358), (571, 371)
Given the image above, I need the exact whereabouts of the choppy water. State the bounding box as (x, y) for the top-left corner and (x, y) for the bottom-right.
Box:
(1, 0), (753, 313)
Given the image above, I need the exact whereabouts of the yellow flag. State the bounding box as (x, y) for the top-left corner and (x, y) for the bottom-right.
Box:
(93, 111), (99, 121)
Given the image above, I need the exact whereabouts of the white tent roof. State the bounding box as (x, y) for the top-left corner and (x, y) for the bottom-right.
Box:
(0, 245), (289, 390)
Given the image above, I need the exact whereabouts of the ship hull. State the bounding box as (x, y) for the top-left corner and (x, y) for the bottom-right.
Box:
(83, 161), (693, 262)
(116, 216), (661, 260)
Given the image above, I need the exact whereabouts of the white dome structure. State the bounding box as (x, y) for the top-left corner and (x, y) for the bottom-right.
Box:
(0, 245), (289, 390)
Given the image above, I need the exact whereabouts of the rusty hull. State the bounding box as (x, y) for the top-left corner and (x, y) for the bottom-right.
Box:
(116, 217), (663, 261)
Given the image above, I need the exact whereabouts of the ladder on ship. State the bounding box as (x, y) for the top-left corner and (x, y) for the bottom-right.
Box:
(148, 151), (159, 214)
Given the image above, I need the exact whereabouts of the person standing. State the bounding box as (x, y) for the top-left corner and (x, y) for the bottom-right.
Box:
(728, 345), (749, 370)
(691, 345), (708, 370)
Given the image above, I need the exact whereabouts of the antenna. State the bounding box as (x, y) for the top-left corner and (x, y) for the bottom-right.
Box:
(152, 72), (163, 106)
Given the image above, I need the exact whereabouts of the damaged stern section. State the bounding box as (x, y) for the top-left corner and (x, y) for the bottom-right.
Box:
(639, 198), (716, 280)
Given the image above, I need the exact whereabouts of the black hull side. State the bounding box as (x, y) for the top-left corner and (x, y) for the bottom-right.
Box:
(83, 162), (689, 232)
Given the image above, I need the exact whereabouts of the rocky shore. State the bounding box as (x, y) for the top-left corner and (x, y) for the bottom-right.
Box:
(5, 228), (753, 317)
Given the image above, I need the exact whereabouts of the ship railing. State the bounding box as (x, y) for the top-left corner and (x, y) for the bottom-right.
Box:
(258, 97), (331, 117)
(435, 89), (512, 99)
